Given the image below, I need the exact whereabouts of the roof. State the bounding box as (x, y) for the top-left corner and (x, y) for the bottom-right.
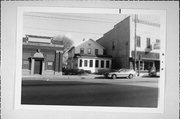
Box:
(24, 35), (64, 46)
(26, 35), (52, 39)
(74, 53), (112, 58)
(75, 39), (105, 49)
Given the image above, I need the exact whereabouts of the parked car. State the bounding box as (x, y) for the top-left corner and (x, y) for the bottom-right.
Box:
(149, 68), (160, 77)
(104, 69), (136, 79)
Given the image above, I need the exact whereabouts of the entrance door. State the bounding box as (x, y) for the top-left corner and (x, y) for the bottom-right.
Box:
(34, 59), (42, 74)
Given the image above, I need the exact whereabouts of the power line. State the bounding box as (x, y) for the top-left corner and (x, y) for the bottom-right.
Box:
(34, 12), (125, 22)
(25, 26), (104, 35)
(24, 14), (119, 24)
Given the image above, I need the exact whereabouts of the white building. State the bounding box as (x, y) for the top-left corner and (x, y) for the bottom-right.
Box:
(67, 39), (112, 73)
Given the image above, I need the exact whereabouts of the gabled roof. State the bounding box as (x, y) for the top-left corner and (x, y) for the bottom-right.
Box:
(75, 39), (105, 49)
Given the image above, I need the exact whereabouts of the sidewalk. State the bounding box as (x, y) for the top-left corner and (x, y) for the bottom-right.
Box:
(22, 73), (155, 81)
(22, 74), (98, 80)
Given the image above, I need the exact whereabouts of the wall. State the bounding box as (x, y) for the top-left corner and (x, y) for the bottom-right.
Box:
(97, 17), (130, 69)
(77, 57), (111, 73)
(129, 16), (160, 58)
(22, 47), (56, 75)
(75, 39), (104, 55)
(1, 1), (179, 119)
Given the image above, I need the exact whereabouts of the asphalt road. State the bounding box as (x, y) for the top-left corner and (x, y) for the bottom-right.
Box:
(21, 77), (158, 107)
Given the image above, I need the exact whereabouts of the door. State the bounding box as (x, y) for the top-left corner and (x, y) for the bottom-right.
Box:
(34, 59), (42, 74)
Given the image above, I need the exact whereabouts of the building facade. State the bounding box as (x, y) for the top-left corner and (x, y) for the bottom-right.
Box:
(97, 16), (160, 71)
(22, 35), (64, 76)
(67, 39), (112, 73)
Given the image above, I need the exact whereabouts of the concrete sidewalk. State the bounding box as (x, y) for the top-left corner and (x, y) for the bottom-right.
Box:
(22, 73), (156, 81)
(22, 74), (99, 80)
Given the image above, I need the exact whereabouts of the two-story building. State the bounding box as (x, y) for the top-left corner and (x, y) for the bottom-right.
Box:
(97, 16), (160, 71)
(22, 35), (64, 76)
(67, 39), (112, 73)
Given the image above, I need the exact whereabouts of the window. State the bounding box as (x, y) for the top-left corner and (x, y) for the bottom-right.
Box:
(101, 60), (104, 68)
(106, 61), (110, 68)
(88, 48), (91, 54)
(146, 38), (151, 48)
(154, 39), (160, 49)
(80, 48), (84, 54)
(136, 36), (141, 47)
(112, 41), (115, 50)
(156, 39), (160, 43)
(84, 60), (88, 67)
(79, 59), (82, 67)
(95, 60), (99, 68)
(89, 60), (93, 67)
(95, 49), (98, 55)
(103, 49), (107, 55)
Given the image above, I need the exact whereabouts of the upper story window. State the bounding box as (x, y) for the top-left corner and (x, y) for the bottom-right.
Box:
(95, 49), (98, 55)
(112, 41), (115, 50)
(154, 39), (160, 50)
(80, 48), (84, 54)
(136, 36), (141, 47)
(156, 39), (160, 43)
(88, 48), (91, 54)
(146, 38), (151, 48)
(103, 49), (107, 55)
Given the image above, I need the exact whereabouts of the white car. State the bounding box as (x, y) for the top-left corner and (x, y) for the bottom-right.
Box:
(104, 69), (136, 79)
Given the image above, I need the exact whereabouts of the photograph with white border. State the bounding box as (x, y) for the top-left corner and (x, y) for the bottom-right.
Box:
(15, 7), (166, 113)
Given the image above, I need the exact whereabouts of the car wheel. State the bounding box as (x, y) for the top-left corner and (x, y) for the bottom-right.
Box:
(128, 74), (133, 79)
(112, 74), (117, 79)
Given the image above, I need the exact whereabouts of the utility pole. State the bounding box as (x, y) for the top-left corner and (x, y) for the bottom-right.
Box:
(134, 14), (137, 72)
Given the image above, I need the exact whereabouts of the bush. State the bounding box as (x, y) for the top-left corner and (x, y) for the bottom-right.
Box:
(95, 69), (110, 75)
(63, 69), (88, 75)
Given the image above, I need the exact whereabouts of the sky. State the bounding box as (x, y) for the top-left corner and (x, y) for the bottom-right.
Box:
(23, 12), (160, 46)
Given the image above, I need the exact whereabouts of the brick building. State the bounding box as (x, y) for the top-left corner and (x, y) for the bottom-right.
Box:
(97, 16), (160, 71)
(22, 35), (64, 75)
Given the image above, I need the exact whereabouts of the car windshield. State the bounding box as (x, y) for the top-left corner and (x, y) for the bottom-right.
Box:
(119, 69), (126, 72)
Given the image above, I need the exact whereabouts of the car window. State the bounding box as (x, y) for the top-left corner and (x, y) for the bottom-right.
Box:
(119, 69), (125, 72)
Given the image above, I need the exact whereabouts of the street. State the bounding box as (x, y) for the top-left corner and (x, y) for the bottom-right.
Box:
(21, 76), (159, 107)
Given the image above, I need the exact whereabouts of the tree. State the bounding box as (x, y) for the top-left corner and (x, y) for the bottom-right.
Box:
(53, 35), (74, 53)
(53, 35), (74, 67)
